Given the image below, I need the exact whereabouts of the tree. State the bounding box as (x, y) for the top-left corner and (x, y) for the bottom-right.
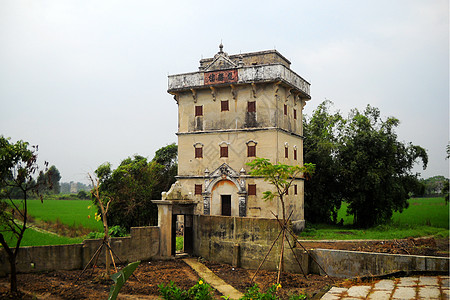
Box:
(0, 136), (49, 294)
(246, 158), (315, 283)
(303, 100), (344, 224)
(339, 106), (428, 227)
(37, 165), (61, 194)
(247, 158), (315, 222)
(94, 144), (178, 231)
(151, 143), (178, 198)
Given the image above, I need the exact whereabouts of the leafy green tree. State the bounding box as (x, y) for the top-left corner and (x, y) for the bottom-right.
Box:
(151, 143), (178, 198)
(246, 158), (315, 221)
(0, 136), (49, 294)
(94, 144), (178, 231)
(339, 106), (428, 227)
(36, 165), (61, 194)
(303, 100), (344, 224)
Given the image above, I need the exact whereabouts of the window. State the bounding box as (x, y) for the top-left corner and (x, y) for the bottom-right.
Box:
(286, 187), (289, 195)
(195, 105), (203, 117)
(248, 101), (256, 112)
(294, 184), (298, 195)
(284, 104), (287, 115)
(194, 143), (203, 158)
(195, 147), (203, 158)
(285, 146), (289, 158)
(195, 184), (202, 195)
(221, 100), (229, 112)
(248, 184), (256, 196)
(220, 145), (228, 158)
(293, 148), (297, 160)
(293, 108), (297, 120)
(247, 144), (256, 157)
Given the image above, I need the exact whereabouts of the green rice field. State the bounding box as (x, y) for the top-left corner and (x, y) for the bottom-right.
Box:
(2, 197), (449, 246)
(300, 197), (449, 240)
(1, 227), (83, 247)
(18, 199), (103, 231)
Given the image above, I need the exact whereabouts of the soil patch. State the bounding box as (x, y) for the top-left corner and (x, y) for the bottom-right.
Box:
(0, 259), (334, 299)
(202, 260), (335, 299)
(298, 237), (449, 257)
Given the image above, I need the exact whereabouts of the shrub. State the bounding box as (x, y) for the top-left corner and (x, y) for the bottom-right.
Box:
(159, 279), (213, 300)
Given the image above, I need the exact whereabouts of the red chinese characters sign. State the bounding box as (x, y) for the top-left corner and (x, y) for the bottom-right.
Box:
(204, 69), (238, 85)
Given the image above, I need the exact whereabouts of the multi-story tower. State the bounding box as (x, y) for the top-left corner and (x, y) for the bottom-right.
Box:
(167, 45), (311, 231)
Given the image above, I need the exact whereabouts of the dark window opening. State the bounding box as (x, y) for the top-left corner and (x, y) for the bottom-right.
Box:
(248, 101), (256, 112)
(247, 145), (256, 157)
(248, 184), (256, 196)
(220, 146), (228, 158)
(221, 100), (229, 112)
(294, 184), (298, 195)
(285, 147), (289, 158)
(195, 147), (203, 158)
(294, 109), (297, 120)
(284, 104), (287, 115)
(195, 105), (203, 117)
(195, 184), (202, 195)
(294, 148), (297, 160)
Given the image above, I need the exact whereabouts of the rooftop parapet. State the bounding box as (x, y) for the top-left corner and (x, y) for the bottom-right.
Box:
(168, 46), (311, 99)
(168, 64), (310, 99)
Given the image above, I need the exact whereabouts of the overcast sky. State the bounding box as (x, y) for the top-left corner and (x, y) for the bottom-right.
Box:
(1, 0), (448, 184)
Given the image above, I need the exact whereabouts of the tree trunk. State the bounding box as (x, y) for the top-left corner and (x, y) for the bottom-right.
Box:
(9, 255), (17, 293)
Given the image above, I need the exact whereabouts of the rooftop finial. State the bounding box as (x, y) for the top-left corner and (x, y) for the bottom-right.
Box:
(219, 42), (224, 53)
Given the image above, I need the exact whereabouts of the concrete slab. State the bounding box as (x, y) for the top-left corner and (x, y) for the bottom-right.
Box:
(327, 287), (348, 295)
(346, 285), (371, 298)
(419, 276), (439, 286)
(182, 258), (243, 300)
(418, 286), (440, 299)
(367, 290), (391, 300)
(373, 279), (394, 290)
(397, 277), (418, 287)
(320, 293), (341, 300)
(392, 286), (416, 299)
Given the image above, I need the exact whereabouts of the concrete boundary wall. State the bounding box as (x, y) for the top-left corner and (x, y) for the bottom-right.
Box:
(193, 215), (308, 274)
(0, 226), (160, 277)
(193, 215), (449, 277)
(310, 248), (449, 278)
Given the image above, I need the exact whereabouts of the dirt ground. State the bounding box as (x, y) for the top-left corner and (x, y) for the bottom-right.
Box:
(299, 237), (449, 257)
(0, 237), (448, 299)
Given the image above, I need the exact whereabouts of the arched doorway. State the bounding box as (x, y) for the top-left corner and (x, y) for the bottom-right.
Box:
(211, 179), (239, 216)
(203, 163), (247, 217)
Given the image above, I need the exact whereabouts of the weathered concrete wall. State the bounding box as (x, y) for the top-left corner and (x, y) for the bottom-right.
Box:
(193, 215), (308, 274)
(0, 226), (160, 277)
(310, 249), (450, 278)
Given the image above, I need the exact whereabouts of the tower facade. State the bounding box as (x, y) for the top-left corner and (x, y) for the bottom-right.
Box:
(167, 45), (311, 230)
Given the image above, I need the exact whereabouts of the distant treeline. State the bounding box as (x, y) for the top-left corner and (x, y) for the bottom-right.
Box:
(419, 175), (449, 197)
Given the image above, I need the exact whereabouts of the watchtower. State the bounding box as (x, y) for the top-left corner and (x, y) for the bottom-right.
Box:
(167, 44), (311, 231)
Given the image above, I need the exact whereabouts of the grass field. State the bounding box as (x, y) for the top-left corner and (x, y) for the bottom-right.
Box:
(19, 199), (103, 231)
(1, 226), (83, 247)
(3, 197), (448, 246)
(300, 197), (449, 240)
(337, 197), (449, 228)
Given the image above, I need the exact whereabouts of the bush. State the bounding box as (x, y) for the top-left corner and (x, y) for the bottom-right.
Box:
(86, 225), (127, 239)
(159, 280), (213, 300)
